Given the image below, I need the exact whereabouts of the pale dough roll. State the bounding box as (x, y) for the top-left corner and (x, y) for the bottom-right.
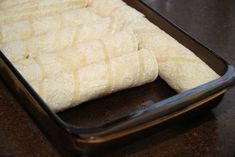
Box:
(0, 0), (89, 24)
(57, 40), (106, 70)
(75, 17), (113, 42)
(137, 31), (220, 92)
(110, 5), (144, 31)
(1, 40), (27, 62)
(39, 72), (75, 112)
(0, 0), (31, 9)
(1, 27), (77, 62)
(57, 30), (137, 70)
(125, 17), (158, 33)
(110, 49), (158, 93)
(76, 49), (159, 110)
(29, 80), (41, 94)
(12, 35), (142, 88)
(1, 18), (112, 62)
(62, 8), (101, 27)
(34, 49), (158, 112)
(13, 58), (43, 82)
(12, 53), (64, 82)
(77, 62), (109, 106)
(35, 53), (63, 77)
(14, 50), (78, 80)
(138, 49), (160, 85)
(102, 30), (138, 58)
(0, 16), (61, 44)
(57, 30), (137, 68)
(88, 0), (125, 17)
(0, 8), (101, 43)
(32, 15), (61, 36)
(1, 0), (89, 14)
(158, 60), (220, 92)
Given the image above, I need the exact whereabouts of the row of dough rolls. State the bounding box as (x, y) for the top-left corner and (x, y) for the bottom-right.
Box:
(15, 48), (158, 112)
(89, 0), (220, 92)
(136, 27), (220, 92)
(0, 0), (220, 112)
(0, 8), (103, 43)
(1, 18), (113, 62)
(0, 0), (146, 44)
(13, 30), (158, 111)
(0, 0), (89, 24)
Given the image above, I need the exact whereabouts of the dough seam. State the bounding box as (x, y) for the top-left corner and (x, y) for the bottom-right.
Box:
(71, 27), (80, 47)
(138, 50), (144, 83)
(0, 3), (84, 25)
(100, 39), (113, 93)
(72, 70), (80, 106)
(28, 16), (35, 37)
(32, 58), (45, 97)
(158, 57), (202, 64)
(59, 13), (64, 29)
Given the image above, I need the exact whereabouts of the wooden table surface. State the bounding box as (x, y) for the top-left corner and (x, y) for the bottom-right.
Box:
(0, 0), (235, 157)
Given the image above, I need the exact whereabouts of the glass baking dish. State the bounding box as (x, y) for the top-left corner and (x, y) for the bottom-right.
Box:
(0, 0), (234, 156)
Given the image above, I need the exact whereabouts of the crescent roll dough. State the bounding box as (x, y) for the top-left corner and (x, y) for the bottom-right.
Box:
(125, 17), (158, 33)
(13, 30), (138, 79)
(0, 8), (101, 43)
(0, 0), (31, 9)
(137, 30), (220, 92)
(1, 18), (113, 62)
(0, 0), (89, 24)
(1, 27), (78, 61)
(88, 0), (126, 17)
(77, 49), (158, 107)
(110, 5), (144, 31)
(13, 58), (43, 82)
(89, 0), (219, 93)
(1, 0), (220, 112)
(58, 30), (137, 69)
(34, 49), (158, 112)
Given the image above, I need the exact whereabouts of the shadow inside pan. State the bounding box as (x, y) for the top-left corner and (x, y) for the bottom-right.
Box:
(58, 77), (176, 128)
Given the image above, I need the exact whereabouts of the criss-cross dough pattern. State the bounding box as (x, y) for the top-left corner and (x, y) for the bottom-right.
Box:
(0, 0), (219, 112)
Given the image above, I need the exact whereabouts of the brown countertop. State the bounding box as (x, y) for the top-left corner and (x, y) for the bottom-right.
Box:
(0, 0), (235, 157)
